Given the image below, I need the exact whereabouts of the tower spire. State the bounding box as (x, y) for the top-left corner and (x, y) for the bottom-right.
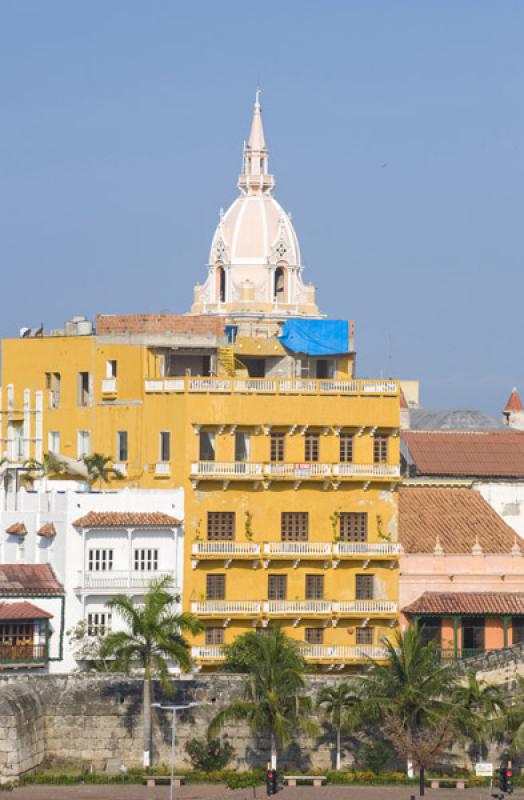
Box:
(238, 90), (275, 195)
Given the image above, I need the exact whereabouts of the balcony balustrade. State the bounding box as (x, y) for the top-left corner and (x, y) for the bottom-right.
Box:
(333, 600), (398, 615)
(190, 644), (389, 663)
(101, 378), (117, 395)
(191, 462), (400, 481)
(263, 600), (332, 616)
(0, 643), (47, 663)
(333, 542), (400, 557)
(192, 541), (261, 557)
(155, 462), (171, 476)
(145, 376), (399, 397)
(263, 541), (332, 558)
(77, 569), (177, 591)
(191, 600), (262, 616)
(301, 645), (388, 661)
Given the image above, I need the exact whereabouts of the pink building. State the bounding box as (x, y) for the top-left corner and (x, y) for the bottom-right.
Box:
(399, 486), (524, 657)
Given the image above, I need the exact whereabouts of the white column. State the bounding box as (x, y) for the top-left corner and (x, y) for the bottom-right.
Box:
(23, 389), (31, 461)
(35, 391), (43, 462)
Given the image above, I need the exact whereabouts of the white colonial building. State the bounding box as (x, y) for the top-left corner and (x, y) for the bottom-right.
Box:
(0, 486), (184, 672)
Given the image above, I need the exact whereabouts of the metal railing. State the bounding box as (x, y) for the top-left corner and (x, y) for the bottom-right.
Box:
(333, 542), (400, 556)
(145, 376), (399, 397)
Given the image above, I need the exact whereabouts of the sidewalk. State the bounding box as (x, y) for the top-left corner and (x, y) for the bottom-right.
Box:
(10, 785), (521, 800)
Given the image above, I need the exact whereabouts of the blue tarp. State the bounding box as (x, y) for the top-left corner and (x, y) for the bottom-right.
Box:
(278, 319), (350, 356)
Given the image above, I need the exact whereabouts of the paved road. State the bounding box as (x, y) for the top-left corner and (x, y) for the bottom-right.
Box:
(9, 786), (523, 800)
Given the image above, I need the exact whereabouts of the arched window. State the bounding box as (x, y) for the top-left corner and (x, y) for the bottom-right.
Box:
(274, 266), (286, 301)
(216, 266), (226, 303)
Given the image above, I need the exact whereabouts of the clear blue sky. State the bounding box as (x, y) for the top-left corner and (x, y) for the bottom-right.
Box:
(1, 1), (523, 414)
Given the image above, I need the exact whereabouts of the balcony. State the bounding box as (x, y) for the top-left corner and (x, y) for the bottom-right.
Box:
(190, 461), (400, 483)
(190, 644), (389, 665)
(191, 462), (264, 479)
(0, 643), (47, 665)
(333, 600), (398, 616)
(263, 600), (332, 617)
(113, 462), (128, 476)
(101, 378), (117, 395)
(191, 600), (262, 616)
(192, 541), (261, 560)
(145, 376), (399, 397)
(76, 569), (177, 592)
(155, 462), (170, 477)
(263, 542), (331, 559)
(333, 542), (400, 558)
(301, 645), (388, 662)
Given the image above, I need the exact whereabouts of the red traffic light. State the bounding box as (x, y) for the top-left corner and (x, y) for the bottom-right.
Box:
(267, 772), (274, 779)
(506, 770), (513, 778)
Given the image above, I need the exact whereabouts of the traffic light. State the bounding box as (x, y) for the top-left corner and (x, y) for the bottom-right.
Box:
(497, 767), (514, 794)
(266, 769), (278, 795)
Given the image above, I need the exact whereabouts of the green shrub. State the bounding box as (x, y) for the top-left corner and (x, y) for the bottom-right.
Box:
(185, 737), (235, 771)
(354, 741), (395, 773)
(224, 770), (265, 789)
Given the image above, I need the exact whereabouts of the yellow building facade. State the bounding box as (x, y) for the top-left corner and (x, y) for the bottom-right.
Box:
(0, 93), (400, 671)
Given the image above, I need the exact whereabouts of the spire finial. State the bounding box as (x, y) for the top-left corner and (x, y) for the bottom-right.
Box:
(238, 90), (274, 195)
(255, 88), (261, 109)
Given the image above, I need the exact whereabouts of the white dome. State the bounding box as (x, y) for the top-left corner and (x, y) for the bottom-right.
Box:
(209, 194), (301, 267)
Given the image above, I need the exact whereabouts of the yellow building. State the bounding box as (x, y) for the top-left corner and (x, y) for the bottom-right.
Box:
(0, 93), (400, 671)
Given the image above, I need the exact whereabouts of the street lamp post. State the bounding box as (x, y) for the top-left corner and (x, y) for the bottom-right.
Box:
(153, 701), (198, 800)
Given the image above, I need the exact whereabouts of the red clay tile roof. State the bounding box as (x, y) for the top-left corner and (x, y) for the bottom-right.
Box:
(5, 522), (28, 536)
(0, 565), (63, 595)
(402, 430), (524, 478)
(36, 523), (57, 538)
(0, 601), (53, 620)
(505, 388), (524, 412)
(73, 511), (182, 528)
(399, 486), (520, 553)
(403, 591), (524, 616)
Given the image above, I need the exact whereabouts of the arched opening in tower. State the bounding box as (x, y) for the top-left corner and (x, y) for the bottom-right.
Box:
(274, 266), (286, 302)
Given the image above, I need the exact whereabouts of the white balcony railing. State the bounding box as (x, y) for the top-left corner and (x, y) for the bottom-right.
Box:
(191, 601), (262, 615)
(333, 542), (400, 556)
(332, 463), (401, 478)
(264, 600), (332, 616)
(113, 463), (127, 476)
(191, 461), (264, 477)
(191, 646), (225, 661)
(333, 600), (398, 615)
(302, 645), (388, 661)
(155, 462), (170, 476)
(101, 378), (117, 394)
(263, 542), (332, 557)
(192, 541), (261, 557)
(144, 376), (399, 397)
(191, 461), (400, 481)
(78, 569), (176, 590)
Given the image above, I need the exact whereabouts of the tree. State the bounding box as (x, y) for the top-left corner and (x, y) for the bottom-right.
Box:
(361, 627), (461, 792)
(209, 627), (318, 768)
(490, 675), (524, 756)
(452, 671), (506, 759)
(21, 452), (66, 489)
(317, 682), (362, 770)
(101, 576), (202, 768)
(82, 453), (123, 490)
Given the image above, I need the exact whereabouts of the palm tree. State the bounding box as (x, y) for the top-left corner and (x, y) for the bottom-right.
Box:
(317, 681), (362, 770)
(209, 627), (318, 769)
(452, 671), (506, 759)
(101, 576), (202, 769)
(361, 627), (461, 790)
(82, 453), (123, 489)
(21, 452), (65, 490)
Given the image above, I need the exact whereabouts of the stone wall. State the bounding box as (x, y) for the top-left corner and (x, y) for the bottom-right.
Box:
(0, 672), (344, 781)
(0, 685), (45, 784)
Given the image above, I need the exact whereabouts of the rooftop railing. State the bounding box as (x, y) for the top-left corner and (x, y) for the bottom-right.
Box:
(145, 377), (398, 397)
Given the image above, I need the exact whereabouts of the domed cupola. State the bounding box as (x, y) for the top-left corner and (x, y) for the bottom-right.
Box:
(192, 92), (320, 321)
